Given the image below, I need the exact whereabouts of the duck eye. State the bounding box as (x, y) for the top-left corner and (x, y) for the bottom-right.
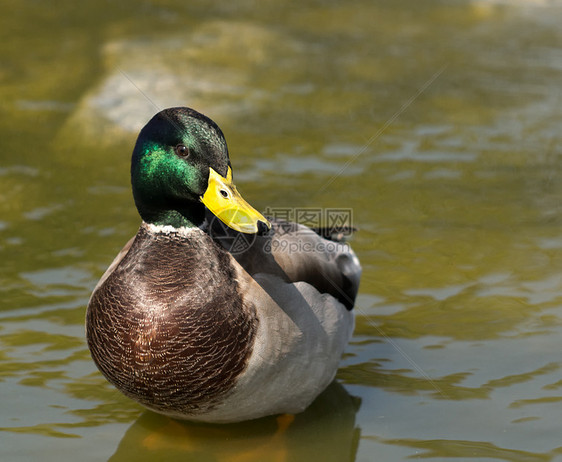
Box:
(220, 189), (229, 198)
(174, 144), (189, 157)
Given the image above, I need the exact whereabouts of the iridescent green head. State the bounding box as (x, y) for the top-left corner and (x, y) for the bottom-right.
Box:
(131, 107), (270, 233)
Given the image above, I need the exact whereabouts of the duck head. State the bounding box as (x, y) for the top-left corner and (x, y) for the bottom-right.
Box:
(131, 107), (270, 234)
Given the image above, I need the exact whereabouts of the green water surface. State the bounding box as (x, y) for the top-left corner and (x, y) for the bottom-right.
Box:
(2, 1), (562, 460)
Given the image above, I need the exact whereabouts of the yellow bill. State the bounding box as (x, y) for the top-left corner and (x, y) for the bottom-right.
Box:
(201, 167), (271, 234)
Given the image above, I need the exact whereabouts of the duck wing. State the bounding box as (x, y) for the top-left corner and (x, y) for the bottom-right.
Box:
(230, 219), (361, 310)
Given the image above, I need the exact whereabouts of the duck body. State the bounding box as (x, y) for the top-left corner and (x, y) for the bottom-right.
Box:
(86, 107), (360, 423)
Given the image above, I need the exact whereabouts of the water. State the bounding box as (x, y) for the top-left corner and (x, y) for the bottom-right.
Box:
(2, 0), (562, 460)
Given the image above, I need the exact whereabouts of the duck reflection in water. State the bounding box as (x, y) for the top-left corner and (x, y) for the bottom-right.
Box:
(108, 382), (361, 462)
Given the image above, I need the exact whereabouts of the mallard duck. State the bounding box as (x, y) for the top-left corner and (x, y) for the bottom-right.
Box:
(86, 107), (361, 423)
